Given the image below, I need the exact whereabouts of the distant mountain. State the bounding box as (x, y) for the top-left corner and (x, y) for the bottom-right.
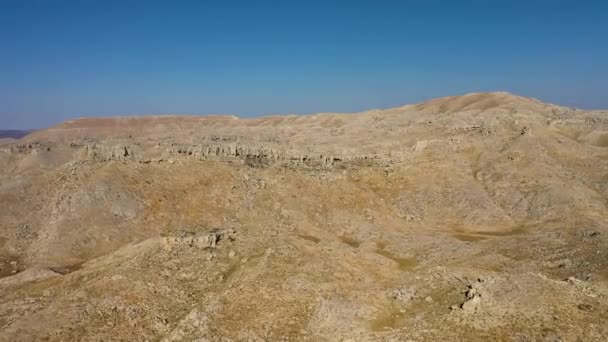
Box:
(0, 130), (34, 139)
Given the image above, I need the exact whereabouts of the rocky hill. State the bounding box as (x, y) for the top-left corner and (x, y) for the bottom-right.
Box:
(1, 92), (607, 341)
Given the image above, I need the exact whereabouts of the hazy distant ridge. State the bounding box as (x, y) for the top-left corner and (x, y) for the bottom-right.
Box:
(0, 130), (34, 139)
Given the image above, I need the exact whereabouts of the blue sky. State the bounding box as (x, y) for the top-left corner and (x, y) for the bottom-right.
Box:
(1, 1), (607, 129)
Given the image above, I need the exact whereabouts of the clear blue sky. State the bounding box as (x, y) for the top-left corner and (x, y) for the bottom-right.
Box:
(1, 1), (607, 129)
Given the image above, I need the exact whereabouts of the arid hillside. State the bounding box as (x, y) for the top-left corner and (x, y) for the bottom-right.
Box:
(1, 92), (607, 341)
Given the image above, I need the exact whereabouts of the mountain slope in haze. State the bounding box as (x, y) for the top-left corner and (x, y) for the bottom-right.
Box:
(0, 130), (34, 140)
(1, 92), (608, 341)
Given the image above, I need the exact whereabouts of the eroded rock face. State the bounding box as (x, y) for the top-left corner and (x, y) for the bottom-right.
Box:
(458, 279), (494, 313)
(81, 144), (135, 162)
(161, 228), (236, 250)
(74, 139), (379, 169)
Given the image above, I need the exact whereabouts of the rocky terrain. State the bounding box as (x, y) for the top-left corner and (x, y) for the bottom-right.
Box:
(1, 92), (607, 341)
